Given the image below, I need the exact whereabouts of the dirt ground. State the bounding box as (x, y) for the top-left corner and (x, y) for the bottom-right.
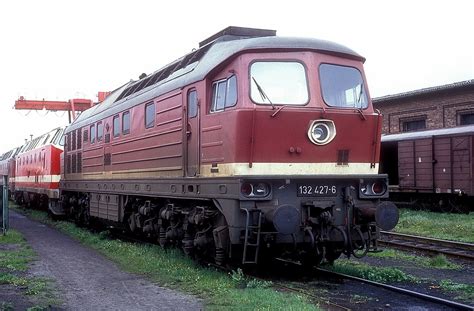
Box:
(3, 210), (202, 310)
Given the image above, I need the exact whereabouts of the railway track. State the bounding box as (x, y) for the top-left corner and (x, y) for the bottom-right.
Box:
(315, 268), (474, 310)
(379, 231), (474, 260)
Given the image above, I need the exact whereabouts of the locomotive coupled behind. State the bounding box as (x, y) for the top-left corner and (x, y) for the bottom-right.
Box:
(59, 27), (398, 266)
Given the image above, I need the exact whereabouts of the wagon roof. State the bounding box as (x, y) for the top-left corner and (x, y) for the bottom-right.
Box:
(381, 125), (474, 142)
(66, 35), (363, 133)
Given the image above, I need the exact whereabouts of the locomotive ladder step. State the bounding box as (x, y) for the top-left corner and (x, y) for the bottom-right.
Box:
(240, 207), (263, 264)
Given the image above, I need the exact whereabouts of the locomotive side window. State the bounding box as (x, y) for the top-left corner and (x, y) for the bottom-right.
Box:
(123, 111), (130, 135)
(188, 90), (198, 118)
(250, 61), (308, 105)
(319, 64), (368, 109)
(90, 124), (96, 143)
(113, 115), (120, 137)
(145, 103), (155, 129)
(97, 122), (103, 141)
(210, 75), (237, 112)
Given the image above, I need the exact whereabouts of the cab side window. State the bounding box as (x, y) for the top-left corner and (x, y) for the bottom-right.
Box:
(97, 122), (103, 141)
(90, 124), (96, 143)
(145, 103), (155, 129)
(113, 115), (120, 137)
(122, 111), (130, 135)
(210, 75), (237, 112)
(188, 90), (198, 118)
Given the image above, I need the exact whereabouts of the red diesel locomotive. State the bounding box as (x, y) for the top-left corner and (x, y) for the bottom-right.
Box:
(12, 127), (65, 209)
(36, 27), (397, 266)
(0, 147), (21, 198)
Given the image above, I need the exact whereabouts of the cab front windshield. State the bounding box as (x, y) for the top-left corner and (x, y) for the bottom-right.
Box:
(250, 61), (308, 106)
(319, 64), (368, 109)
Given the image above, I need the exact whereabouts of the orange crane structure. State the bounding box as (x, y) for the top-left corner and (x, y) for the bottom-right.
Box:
(14, 92), (110, 122)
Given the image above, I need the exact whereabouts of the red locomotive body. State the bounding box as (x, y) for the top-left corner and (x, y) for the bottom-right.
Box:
(60, 27), (398, 265)
(14, 128), (65, 209)
(0, 147), (20, 197)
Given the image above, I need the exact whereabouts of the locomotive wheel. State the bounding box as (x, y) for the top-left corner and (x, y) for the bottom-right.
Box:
(325, 248), (342, 265)
(301, 246), (324, 268)
(439, 199), (454, 213)
(127, 212), (137, 233)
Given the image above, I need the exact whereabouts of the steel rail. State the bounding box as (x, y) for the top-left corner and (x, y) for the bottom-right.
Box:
(316, 268), (474, 311)
(380, 231), (474, 260)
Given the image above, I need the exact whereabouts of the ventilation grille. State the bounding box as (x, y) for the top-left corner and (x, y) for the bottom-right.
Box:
(71, 154), (77, 173)
(77, 152), (82, 173)
(105, 133), (110, 143)
(337, 150), (349, 165)
(66, 155), (71, 174)
(104, 153), (111, 166)
(72, 131), (77, 151)
(114, 44), (212, 103)
(83, 130), (88, 142)
(77, 128), (82, 149)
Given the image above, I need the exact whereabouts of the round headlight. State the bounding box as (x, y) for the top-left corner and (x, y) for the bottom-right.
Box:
(312, 123), (329, 142)
(308, 120), (336, 145)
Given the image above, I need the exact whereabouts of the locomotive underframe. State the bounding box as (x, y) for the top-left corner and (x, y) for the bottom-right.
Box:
(60, 174), (395, 265)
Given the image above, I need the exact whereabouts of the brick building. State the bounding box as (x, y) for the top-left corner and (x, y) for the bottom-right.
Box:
(372, 80), (474, 135)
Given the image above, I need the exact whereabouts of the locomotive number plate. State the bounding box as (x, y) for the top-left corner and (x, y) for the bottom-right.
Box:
(297, 184), (338, 197)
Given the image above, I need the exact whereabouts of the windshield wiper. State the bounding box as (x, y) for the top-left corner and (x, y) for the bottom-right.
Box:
(355, 82), (367, 120)
(357, 82), (365, 107)
(252, 77), (275, 110)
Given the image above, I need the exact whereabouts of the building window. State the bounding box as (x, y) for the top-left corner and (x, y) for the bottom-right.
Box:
(458, 111), (474, 125)
(122, 111), (130, 135)
(401, 118), (426, 132)
(97, 122), (103, 141)
(113, 115), (120, 137)
(90, 124), (96, 143)
(211, 75), (237, 112)
(145, 103), (155, 129)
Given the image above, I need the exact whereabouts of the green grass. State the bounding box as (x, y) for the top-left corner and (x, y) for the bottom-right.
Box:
(14, 206), (319, 311)
(325, 259), (418, 283)
(369, 249), (461, 270)
(0, 230), (36, 272)
(0, 302), (14, 311)
(439, 280), (474, 302)
(395, 209), (474, 242)
(0, 229), (58, 309)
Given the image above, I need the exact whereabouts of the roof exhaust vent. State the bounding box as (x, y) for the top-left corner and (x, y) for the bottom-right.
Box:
(199, 26), (276, 48)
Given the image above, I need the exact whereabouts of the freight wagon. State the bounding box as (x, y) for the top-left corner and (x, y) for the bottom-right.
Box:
(380, 125), (474, 212)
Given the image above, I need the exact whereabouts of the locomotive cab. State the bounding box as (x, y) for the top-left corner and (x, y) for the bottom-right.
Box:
(200, 33), (399, 264)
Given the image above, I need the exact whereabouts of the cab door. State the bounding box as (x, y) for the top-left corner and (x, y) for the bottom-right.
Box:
(185, 89), (200, 176)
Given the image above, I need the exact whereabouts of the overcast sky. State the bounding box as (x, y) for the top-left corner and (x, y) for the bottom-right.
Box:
(0, 0), (472, 152)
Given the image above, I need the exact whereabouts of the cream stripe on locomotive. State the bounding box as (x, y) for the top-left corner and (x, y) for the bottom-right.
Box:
(200, 162), (379, 177)
(65, 162), (379, 180)
(14, 175), (61, 183)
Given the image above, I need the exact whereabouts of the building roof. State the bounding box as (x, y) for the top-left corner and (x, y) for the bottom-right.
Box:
(66, 33), (363, 133)
(373, 79), (474, 104)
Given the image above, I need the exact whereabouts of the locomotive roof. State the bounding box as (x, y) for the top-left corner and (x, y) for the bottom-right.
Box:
(381, 125), (474, 142)
(66, 35), (364, 133)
